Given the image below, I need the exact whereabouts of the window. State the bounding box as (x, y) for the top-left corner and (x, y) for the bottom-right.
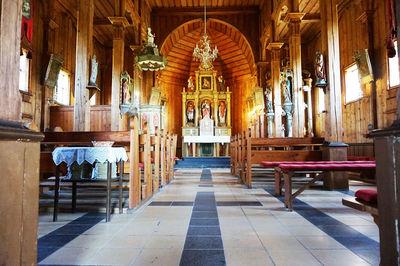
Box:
(90, 94), (96, 105)
(345, 63), (362, 103)
(54, 70), (70, 105)
(389, 40), (400, 88)
(19, 50), (30, 92)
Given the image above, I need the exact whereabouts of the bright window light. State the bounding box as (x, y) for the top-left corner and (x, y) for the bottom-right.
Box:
(345, 63), (362, 103)
(19, 51), (30, 92)
(389, 40), (400, 88)
(90, 94), (96, 105)
(54, 70), (70, 105)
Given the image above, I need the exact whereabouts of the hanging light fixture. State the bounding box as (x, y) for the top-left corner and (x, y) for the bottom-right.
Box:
(192, 0), (218, 70)
(135, 28), (167, 71)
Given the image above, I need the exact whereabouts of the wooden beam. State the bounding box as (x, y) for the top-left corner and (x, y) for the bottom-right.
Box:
(151, 7), (259, 16)
(281, 13), (321, 23)
(73, 0), (94, 131)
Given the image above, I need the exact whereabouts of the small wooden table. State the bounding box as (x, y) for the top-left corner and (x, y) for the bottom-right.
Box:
(52, 147), (128, 222)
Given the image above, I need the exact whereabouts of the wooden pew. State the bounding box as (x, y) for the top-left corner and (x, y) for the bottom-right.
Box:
(276, 163), (376, 210)
(342, 197), (378, 225)
(241, 128), (324, 187)
(261, 160), (375, 196)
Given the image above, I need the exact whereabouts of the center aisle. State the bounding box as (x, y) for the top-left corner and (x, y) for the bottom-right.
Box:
(38, 168), (378, 265)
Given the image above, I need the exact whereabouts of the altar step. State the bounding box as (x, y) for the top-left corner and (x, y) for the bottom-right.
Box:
(175, 157), (230, 168)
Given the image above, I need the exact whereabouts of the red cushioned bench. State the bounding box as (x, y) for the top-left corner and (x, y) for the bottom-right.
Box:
(342, 189), (378, 225)
(261, 160), (375, 197)
(275, 163), (376, 210)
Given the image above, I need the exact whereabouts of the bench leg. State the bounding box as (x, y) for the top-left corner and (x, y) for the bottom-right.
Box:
(119, 161), (123, 214)
(106, 162), (111, 222)
(274, 169), (281, 196)
(53, 165), (60, 222)
(72, 181), (77, 212)
(283, 171), (293, 211)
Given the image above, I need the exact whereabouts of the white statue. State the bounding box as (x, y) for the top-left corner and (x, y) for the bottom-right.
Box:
(147, 28), (155, 44)
(89, 55), (98, 86)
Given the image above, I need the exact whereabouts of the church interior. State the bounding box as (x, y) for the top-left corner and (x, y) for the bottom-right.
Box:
(1, 0), (400, 265)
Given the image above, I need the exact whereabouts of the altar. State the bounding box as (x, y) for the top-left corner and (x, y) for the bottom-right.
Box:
(181, 63), (231, 157)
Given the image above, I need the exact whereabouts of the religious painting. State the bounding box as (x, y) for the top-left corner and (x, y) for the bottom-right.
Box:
(44, 52), (64, 89)
(186, 101), (195, 124)
(141, 113), (148, 131)
(120, 71), (133, 105)
(218, 100), (227, 125)
(253, 86), (264, 111)
(200, 99), (212, 119)
(200, 76), (212, 90)
(353, 49), (374, 84)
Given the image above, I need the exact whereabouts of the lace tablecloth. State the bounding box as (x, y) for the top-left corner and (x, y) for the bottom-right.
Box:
(52, 147), (128, 167)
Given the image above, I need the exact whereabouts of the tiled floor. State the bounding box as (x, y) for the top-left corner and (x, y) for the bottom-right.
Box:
(38, 168), (379, 265)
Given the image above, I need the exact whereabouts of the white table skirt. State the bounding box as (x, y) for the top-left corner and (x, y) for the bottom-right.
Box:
(52, 147), (128, 167)
(183, 136), (231, 144)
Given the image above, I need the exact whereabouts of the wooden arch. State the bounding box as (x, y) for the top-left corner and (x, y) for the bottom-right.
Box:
(160, 18), (257, 85)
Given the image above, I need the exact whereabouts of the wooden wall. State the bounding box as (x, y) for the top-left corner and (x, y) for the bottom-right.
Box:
(49, 105), (111, 131)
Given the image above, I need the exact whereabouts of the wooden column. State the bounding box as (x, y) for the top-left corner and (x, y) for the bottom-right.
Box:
(267, 43), (284, 137)
(320, 0), (347, 190)
(73, 0), (94, 131)
(109, 17), (128, 131)
(319, 0), (343, 143)
(287, 13), (305, 137)
(0, 0), (22, 122)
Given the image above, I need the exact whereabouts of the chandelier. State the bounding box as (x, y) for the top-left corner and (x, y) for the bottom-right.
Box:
(193, 0), (218, 70)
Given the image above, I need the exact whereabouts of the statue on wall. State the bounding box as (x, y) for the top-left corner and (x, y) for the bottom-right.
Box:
(281, 70), (293, 104)
(201, 99), (211, 119)
(315, 50), (327, 87)
(187, 76), (194, 92)
(218, 75), (225, 91)
(265, 72), (273, 113)
(120, 71), (132, 105)
(218, 101), (227, 125)
(88, 55), (98, 87)
(147, 28), (155, 44)
(186, 101), (195, 124)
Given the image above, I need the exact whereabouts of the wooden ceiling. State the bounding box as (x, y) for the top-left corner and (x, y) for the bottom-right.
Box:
(148, 0), (264, 8)
(160, 19), (256, 84)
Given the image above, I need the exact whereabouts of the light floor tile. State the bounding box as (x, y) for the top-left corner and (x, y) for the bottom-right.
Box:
(65, 234), (112, 248)
(86, 247), (141, 265)
(145, 235), (186, 249)
(225, 248), (274, 266)
(222, 235), (264, 249)
(104, 235), (150, 249)
(269, 250), (322, 266)
(259, 235), (306, 251)
(39, 247), (99, 265)
(133, 248), (182, 266)
(296, 236), (346, 250)
(310, 249), (371, 266)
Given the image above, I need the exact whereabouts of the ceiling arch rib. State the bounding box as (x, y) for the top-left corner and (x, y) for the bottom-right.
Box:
(160, 19), (256, 85)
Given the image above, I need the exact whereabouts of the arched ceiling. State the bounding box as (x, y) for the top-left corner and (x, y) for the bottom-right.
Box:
(160, 19), (256, 84)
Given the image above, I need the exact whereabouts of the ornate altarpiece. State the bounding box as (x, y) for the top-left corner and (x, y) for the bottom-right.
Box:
(182, 68), (231, 157)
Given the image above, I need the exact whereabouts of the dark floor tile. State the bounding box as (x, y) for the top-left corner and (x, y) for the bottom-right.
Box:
(69, 217), (104, 225)
(193, 205), (217, 211)
(317, 224), (364, 237)
(183, 236), (224, 250)
(334, 236), (380, 250)
(190, 218), (219, 226)
(180, 250), (225, 266)
(198, 184), (214, 187)
(187, 226), (221, 236)
(191, 211), (218, 219)
(172, 201), (194, 206)
(50, 224), (93, 235)
(149, 201), (172, 206)
(216, 201), (239, 206)
(37, 247), (59, 262)
(238, 201), (263, 206)
(38, 235), (77, 248)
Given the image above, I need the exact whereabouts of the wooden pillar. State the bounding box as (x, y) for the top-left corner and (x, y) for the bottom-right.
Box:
(320, 0), (347, 189)
(319, 0), (343, 143)
(0, 0), (22, 122)
(267, 43), (284, 137)
(73, 0), (94, 131)
(287, 13), (305, 137)
(109, 17), (128, 131)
